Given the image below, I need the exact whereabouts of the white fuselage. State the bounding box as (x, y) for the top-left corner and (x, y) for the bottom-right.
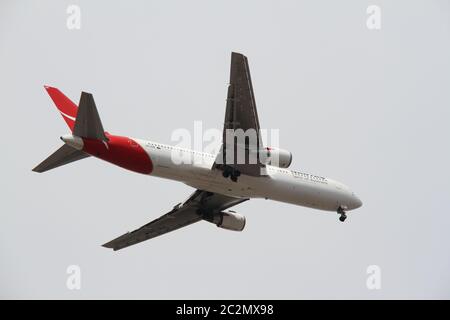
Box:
(135, 139), (362, 213)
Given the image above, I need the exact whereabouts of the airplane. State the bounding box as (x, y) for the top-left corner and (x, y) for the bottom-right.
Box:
(33, 52), (362, 251)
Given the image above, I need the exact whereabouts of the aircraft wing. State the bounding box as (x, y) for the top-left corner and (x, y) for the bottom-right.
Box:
(102, 190), (247, 251)
(214, 52), (265, 177)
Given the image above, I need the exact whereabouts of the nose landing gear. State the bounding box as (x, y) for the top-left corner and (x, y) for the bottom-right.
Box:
(337, 206), (347, 222)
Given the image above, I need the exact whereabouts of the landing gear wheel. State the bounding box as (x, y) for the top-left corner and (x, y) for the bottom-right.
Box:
(337, 206), (347, 222)
(222, 166), (232, 178)
(223, 166), (240, 182)
(230, 169), (240, 182)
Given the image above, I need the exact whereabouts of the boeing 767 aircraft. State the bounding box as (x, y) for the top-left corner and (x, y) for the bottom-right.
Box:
(33, 52), (362, 250)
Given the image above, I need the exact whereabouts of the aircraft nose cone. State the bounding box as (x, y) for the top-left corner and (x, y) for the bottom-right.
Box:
(351, 195), (363, 209)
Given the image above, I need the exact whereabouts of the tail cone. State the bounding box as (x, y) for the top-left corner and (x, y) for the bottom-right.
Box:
(60, 134), (84, 150)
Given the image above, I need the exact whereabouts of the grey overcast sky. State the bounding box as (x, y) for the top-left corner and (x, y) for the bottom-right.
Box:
(1, 0), (449, 299)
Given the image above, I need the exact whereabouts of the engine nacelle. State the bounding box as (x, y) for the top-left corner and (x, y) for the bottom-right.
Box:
(261, 147), (293, 168)
(215, 211), (246, 231)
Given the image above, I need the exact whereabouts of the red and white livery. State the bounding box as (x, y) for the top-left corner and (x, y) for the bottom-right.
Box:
(33, 53), (362, 251)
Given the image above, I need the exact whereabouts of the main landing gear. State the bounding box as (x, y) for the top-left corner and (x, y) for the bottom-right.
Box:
(222, 166), (241, 182)
(337, 206), (347, 222)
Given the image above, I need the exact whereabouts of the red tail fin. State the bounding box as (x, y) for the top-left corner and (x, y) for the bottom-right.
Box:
(44, 86), (78, 131)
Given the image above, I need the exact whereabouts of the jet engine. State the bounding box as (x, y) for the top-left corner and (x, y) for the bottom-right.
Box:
(261, 147), (293, 168)
(205, 211), (246, 231)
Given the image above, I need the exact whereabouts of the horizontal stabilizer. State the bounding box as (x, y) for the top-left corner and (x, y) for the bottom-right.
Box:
(73, 92), (108, 141)
(32, 144), (90, 173)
